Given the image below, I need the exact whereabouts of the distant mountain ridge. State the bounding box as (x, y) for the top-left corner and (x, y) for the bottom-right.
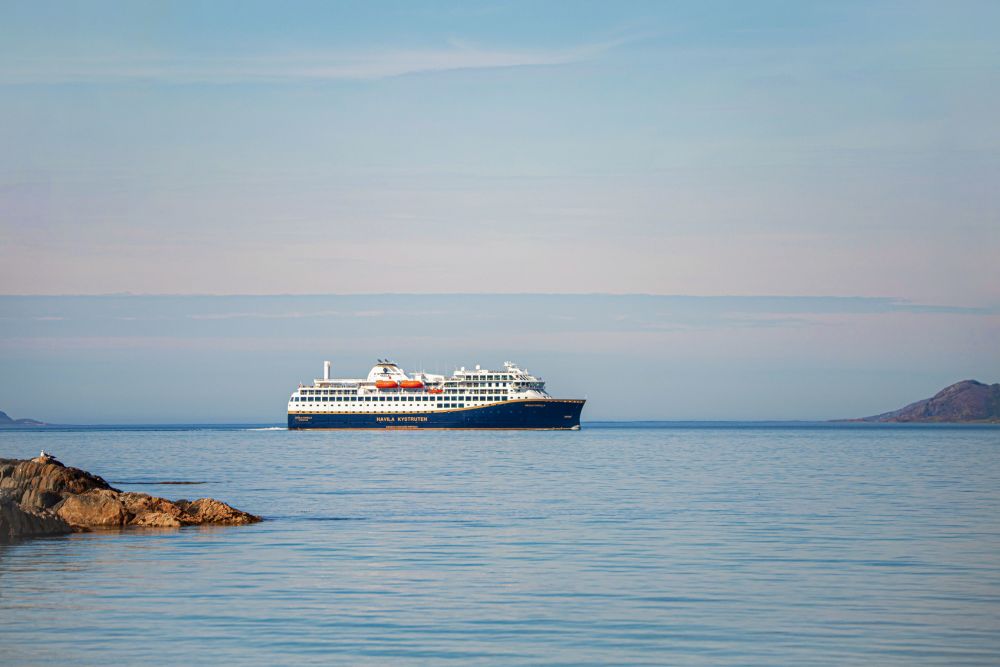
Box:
(860, 380), (1000, 423)
(0, 410), (46, 427)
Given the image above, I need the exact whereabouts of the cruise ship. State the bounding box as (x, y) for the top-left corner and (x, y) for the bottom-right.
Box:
(287, 360), (585, 430)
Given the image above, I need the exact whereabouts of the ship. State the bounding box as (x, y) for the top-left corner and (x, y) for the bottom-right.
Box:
(287, 360), (585, 430)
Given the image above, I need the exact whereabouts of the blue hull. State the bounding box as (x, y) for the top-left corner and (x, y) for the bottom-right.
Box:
(288, 399), (585, 430)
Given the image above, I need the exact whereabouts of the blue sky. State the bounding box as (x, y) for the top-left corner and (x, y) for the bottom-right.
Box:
(1, 2), (998, 421)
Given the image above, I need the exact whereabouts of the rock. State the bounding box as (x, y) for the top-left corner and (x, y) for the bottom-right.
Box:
(121, 491), (185, 521)
(0, 457), (260, 539)
(1, 496), (71, 541)
(56, 488), (128, 528)
(181, 498), (259, 526)
(130, 511), (183, 528)
(0, 458), (115, 511)
(19, 488), (64, 511)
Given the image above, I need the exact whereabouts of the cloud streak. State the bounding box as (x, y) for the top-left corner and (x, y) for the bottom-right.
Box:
(0, 40), (618, 85)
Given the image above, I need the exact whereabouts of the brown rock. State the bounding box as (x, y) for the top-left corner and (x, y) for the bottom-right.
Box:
(130, 511), (183, 528)
(56, 488), (127, 528)
(183, 498), (260, 525)
(0, 458), (115, 511)
(120, 492), (188, 523)
(1, 498), (72, 541)
(0, 457), (260, 537)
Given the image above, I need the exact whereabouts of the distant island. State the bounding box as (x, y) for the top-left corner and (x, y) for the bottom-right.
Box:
(855, 380), (1000, 423)
(0, 410), (46, 428)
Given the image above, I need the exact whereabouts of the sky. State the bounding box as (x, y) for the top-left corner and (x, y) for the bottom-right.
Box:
(2, 294), (997, 423)
(1, 2), (998, 422)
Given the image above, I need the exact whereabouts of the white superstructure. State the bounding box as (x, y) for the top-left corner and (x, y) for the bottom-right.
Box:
(288, 360), (552, 414)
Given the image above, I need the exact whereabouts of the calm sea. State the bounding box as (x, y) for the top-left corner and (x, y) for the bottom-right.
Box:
(1, 424), (999, 665)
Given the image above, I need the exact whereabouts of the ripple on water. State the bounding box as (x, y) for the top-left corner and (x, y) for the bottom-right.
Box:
(1, 425), (999, 665)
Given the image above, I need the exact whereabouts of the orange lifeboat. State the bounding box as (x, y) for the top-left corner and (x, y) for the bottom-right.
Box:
(375, 380), (398, 389)
(428, 388), (444, 394)
(400, 380), (424, 389)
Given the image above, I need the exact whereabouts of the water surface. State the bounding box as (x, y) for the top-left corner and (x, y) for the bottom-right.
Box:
(2, 425), (999, 665)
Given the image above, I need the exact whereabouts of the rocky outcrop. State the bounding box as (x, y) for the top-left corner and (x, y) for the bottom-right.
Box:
(56, 488), (130, 527)
(1, 456), (114, 511)
(175, 497), (260, 525)
(858, 380), (1000, 423)
(0, 455), (261, 540)
(1, 495), (72, 540)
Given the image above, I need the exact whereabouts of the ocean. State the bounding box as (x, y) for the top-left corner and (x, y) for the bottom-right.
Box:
(1, 424), (999, 665)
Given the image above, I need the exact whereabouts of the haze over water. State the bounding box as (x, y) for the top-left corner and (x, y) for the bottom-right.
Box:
(2, 424), (999, 665)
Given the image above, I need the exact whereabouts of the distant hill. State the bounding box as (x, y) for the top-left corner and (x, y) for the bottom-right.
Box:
(859, 380), (1000, 423)
(0, 410), (46, 427)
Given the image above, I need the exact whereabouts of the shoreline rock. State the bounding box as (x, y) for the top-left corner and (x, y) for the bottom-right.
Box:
(1, 456), (260, 541)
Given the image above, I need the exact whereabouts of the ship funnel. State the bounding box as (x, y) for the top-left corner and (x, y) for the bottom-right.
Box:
(323, 360), (331, 381)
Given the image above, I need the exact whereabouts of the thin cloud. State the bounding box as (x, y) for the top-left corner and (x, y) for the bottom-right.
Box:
(0, 40), (620, 85)
(186, 309), (346, 320)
